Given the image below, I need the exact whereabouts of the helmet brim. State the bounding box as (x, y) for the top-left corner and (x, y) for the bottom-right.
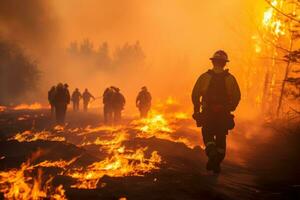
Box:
(210, 58), (229, 62)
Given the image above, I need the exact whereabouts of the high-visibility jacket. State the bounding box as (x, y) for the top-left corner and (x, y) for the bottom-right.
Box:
(192, 69), (241, 113)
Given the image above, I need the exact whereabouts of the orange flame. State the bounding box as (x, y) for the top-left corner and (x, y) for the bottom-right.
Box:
(0, 159), (67, 200)
(13, 103), (44, 110)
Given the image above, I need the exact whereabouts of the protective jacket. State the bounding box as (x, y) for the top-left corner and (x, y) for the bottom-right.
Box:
(72, 91), (82, 102)
(82, 91), (94, 103)
(192, 69), (240, 113)
(136, 91), (151, 108)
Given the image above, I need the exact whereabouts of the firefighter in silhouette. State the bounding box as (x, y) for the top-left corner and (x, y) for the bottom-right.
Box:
(103, 87), (114, 124)
(71, 88), (82, 111)
(192, 50), (241, 173)
(48, 86), (56, 117)
(136, 86), (152, 118)
(111, 87), (125, 123)
(64, 83), (71, 105)
(54, 83), (70, 125)
(82, 88), (95, 112)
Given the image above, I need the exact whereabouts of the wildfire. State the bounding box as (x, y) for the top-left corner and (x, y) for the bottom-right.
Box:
(30, 157), (79, 170)
(80, 130), (129, 153)
(10, 130), (66, 142)
(262, 0), (285, 37)
(67, 147), (161, 189)
(0, 159), (67, 200)
(13, 103), (44, 110)
(2, 98), (199, 197)
(0, 106), (6, 112)
(132, 111), (195, 148)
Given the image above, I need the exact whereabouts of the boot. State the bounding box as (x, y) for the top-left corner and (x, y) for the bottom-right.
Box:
(212, 152), (225, 174)
(205, 144), (217, 171)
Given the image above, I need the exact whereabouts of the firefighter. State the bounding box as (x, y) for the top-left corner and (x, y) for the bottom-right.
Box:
(192, 50), (241, 173)
(71, 88), (82, 111)
(82, 88), (95, 112)
(136, 86), (152, 118)
(54, 83), (70, 125)
(111, 87), (125, 123)
(64, 83), (71, 105)
(103, 87), (114, 124)
(48, 86), (56, 117)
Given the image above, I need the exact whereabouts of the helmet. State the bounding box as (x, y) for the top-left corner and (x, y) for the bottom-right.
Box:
(210, 50), (229, 62)
(64, 83), (69, 88)
(57, 83), (64, 88)
(141, 86), (147, 90)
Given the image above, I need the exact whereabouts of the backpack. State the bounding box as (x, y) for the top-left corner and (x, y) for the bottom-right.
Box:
(202, 70), (235, 130)
(203, 70), (230, 111)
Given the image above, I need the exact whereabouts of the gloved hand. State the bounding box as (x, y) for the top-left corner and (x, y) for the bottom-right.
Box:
(192, 112), (204, 127)
(192, 112), (200, 120)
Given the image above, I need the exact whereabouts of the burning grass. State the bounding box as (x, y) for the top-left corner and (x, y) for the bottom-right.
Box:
(0, 152), (67, 200)
(0, 101), (201, 199)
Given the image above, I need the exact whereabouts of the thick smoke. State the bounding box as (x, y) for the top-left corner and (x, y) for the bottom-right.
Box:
(0, 0), (60, 104)
(0, 0), (59, 53)
(0, 0), (262, 116)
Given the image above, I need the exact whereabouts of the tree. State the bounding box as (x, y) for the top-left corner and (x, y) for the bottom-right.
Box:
(0, 39), (40, 105)
(96, 42), (112, 69)
(80, 39), (94, 56)
(255, 0), (300, 116)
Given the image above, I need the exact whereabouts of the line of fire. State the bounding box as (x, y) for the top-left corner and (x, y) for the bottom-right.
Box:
(0, 1), (299, 200)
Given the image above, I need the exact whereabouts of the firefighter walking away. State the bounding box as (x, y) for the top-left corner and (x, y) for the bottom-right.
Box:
(82, 88), (95, 112)
(48, 86), (56, 117)
(53, 83), (70, 125)
(136, 86), (152, 118)
(71, 88), (82, 111)
(103, 87), (114, 124)
(111, 87), (125, 123)
(192, 50), (241, 174)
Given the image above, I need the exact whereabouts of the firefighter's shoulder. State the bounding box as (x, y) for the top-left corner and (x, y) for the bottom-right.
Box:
(197, 70), (211, 82)
(225, 71), (238, 84)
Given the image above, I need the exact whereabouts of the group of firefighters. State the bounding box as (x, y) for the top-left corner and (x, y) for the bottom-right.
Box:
(47, 50), (241, 174)
(48, 84), (152, 125)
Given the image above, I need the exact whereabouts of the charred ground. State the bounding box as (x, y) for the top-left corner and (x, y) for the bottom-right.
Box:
(0, 109), (299, 200)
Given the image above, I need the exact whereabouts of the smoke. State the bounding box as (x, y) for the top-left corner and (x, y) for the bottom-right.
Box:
(0, 0), (264, 115)
(50, 0), (259, 114)
(0, 0), (60, 53)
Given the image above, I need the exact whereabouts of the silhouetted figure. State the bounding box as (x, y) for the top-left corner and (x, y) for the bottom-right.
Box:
(48, 86), (56, 117)
(103, 87), (114, 124)
(111, 87), (125, 123)
(54, 83), (70, 125)
(82, 88), (95, 112)
(71, 88), (82, 111)
(136, 86), (152, 118)
(192, 50), (241, 174)
(64, 83), (71, 105)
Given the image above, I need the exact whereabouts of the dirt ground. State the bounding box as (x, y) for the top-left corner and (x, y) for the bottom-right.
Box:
(0, 108), (299, 200)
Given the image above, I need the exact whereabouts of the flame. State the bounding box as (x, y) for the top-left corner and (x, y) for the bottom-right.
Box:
(67, 147), (161, 189)
(0, 159), (67, 200)
(10, 130), (65, 142)
(0, 106), (6, 112)
(262, 0), (285, 37)
(3, 98), (199, 196)
(166, 96), (178, 105)
(13, 103), (44, 110)
(174, 112), (189, 119)
(30, 157), (79, 170)
(132, 111), (195, 148)
(136, 113), (173, 133)
(80, 131), (129, 153)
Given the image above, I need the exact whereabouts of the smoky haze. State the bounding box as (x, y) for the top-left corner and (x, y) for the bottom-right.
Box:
(0, 0), (60, 53)
(0, 0), (263, 116)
